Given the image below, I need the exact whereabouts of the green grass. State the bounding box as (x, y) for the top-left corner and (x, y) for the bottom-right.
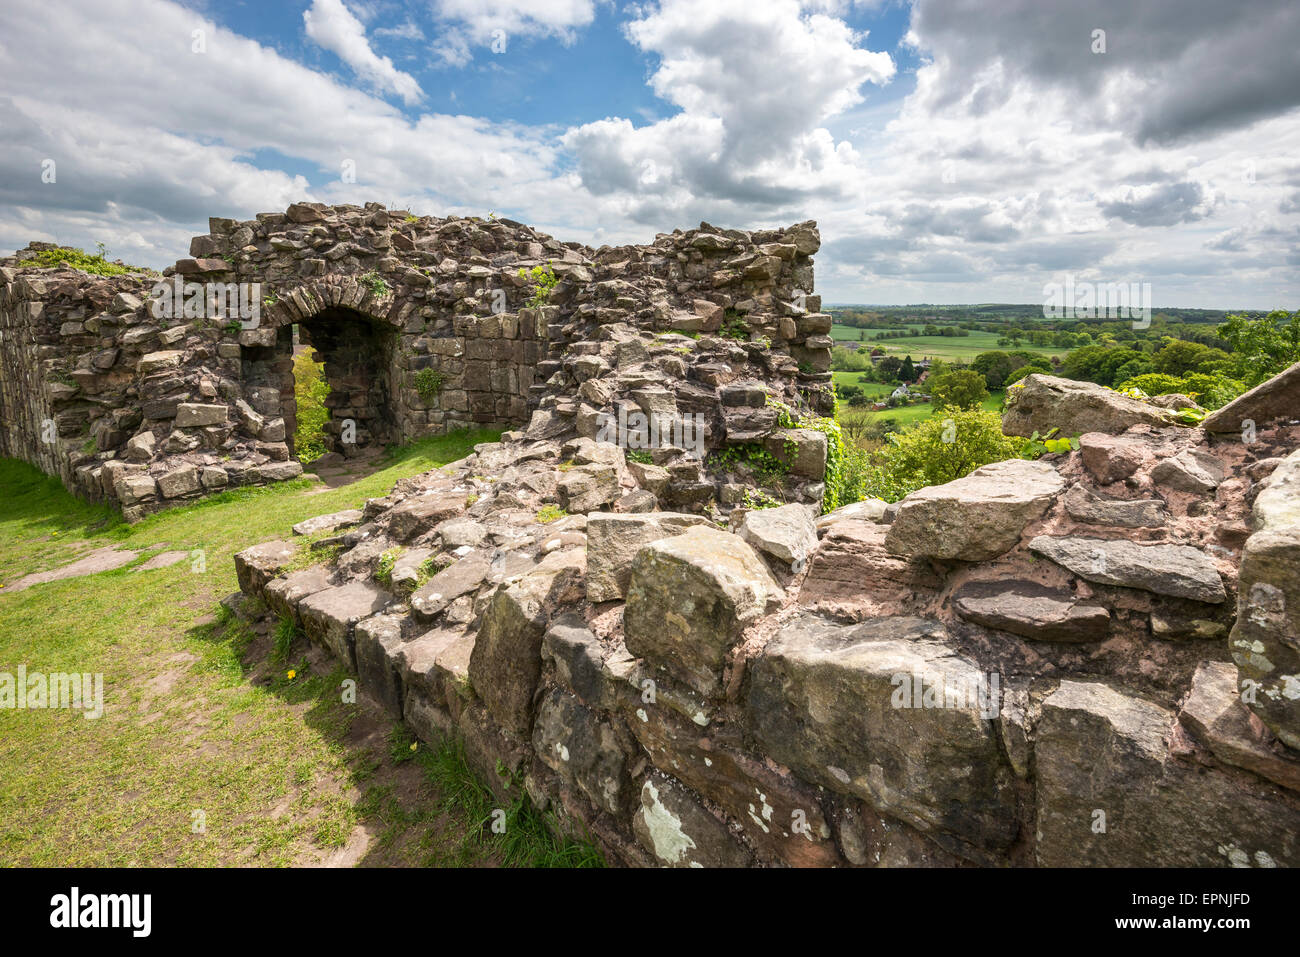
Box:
(830, 324), (1063, 362)
(0, 428), (614, 867)
(839, 391), (1005, 431)
(17, 245), (153, 277)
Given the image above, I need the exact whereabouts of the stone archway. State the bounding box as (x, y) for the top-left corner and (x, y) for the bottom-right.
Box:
(291, 306), (400, 457)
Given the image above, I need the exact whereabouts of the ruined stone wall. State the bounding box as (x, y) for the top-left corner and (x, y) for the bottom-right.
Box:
(0, 203), (832, 520)
(232, 368), (1300, 867)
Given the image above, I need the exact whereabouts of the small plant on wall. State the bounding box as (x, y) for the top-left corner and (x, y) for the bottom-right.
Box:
(358, 270), (390, 298)
(414, 367), (446, 402)
(518, 263), (558, 309)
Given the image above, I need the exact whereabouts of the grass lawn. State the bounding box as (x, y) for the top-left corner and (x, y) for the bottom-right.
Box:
(839, 391), (1006, 430)
(0, 431), (602, 867)
(830, 324), (1064, 363)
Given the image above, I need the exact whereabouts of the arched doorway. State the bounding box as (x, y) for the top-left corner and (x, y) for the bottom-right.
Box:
(242, 306), (400, 463)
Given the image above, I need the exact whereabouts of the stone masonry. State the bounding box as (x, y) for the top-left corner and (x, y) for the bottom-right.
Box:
(231, 366), (1300, 867)
(0, 203), (832, 520)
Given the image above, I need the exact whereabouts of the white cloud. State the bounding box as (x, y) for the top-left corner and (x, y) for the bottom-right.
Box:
(562, 0), (894, 226)
(303, 0), (423, 105)
(430, 0), (599, 64)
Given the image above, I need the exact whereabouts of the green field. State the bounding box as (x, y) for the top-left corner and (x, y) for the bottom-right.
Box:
(839, 390), (1006, 430)
(830, 324), (1064, 363)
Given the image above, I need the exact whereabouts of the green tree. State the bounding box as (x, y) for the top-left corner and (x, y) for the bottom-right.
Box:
(929, 368), (989, 411)
(1152, 338), (1220, 376)
(900, 355), (916, 382)
(1217, 309), (1300, 387)
(862, 409), (1022, 502)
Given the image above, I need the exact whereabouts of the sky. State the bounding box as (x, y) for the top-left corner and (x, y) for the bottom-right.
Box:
(1, 0), (1298, 309)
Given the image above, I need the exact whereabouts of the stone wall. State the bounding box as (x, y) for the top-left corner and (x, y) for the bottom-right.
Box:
(232, 368), (1300, 867)
(0, 203), (832, 520)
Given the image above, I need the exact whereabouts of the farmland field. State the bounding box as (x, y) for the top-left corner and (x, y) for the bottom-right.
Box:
(830, 323), (1064, 363)
(838, 390), (1007, 431)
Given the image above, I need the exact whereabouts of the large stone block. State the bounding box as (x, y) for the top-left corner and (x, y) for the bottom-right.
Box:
(585, 512), (709, 603)
(1002, 374), (1174, 437)
(467, 549), (585, 735)
(746, 614), (1017, 861)
(624, 526), (782, 695)
(1028, 535), (1226, 603)
(1230, 448), (1300, 748)
(299, 580), (392, 670)
(1035, 679), (1300, 866)
(885, 459), (1064, 561)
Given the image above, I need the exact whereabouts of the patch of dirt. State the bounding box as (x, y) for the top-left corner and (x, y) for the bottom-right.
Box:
(0, 545), (139, 593)
(304, 448), (389, 490)
(132, 550), (191, 572)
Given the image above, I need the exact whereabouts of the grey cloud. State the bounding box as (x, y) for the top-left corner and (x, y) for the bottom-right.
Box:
(1098, 180), (1210, 226)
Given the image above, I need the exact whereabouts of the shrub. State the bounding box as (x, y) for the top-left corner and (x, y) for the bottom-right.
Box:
(518, 263), (558, 309)
(1116, 371), (1247, 410)
(414, 367), (446, 402)
(858, 409), (1022, 503)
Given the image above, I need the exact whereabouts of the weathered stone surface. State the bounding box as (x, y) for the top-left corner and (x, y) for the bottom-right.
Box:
(156, 464), (200, 499)
(623, 700), (840, 866)
(299, 580), (391, 669)
(234, 540), (296, 595)
(542, 616), (609, 708)
(292, 509), (363, 537)
(952, 580), (1110, 642)
(468, 549), (585, 735)
(354, 613), (406, 718)
(387, 492), (467, 543)
(747, 615), (1017, 860)
(556, 463), (620, 513)
(815, 497), (888, 532)
(1203, 359), (1300, 432)
(736, 503), (817, 569)
(1002, 374), (1175, 437)
(885, 459), (1064, 561)
(1079, 432), (1147, 484)
(409, 550), (491, 622)
(624, 526), (782, 695)
(585, 512), (709, 603)
(1179, 661), (1300, 793)
(632, 773), (751, 868)
(1035, 679), (1300, 866)
(173, 402), (227, 427)
(799, 520), (943, 614)
(1063, 483), (1167, 528)
(1028, 535), (1226, 603)
(1151, 448), (1225, 493)
(764, 428), (826, 479)
(532, 688), (632, 816)
(1231, 448), (1300, 748)
(264, 564), (334, 624)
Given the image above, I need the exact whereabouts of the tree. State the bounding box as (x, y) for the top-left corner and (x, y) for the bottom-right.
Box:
(878, 356), (903, 379)
(862, 409), (1022, 502)
(929, 368), (990, 411)
(900, 355), (916, 382)
(1217, 309), (1300, 387)
(1152, 338), (1220, 377)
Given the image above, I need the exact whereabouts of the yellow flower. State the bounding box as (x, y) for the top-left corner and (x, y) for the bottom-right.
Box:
(287, 669), (296, 680)
(409, 742), (418, 752)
